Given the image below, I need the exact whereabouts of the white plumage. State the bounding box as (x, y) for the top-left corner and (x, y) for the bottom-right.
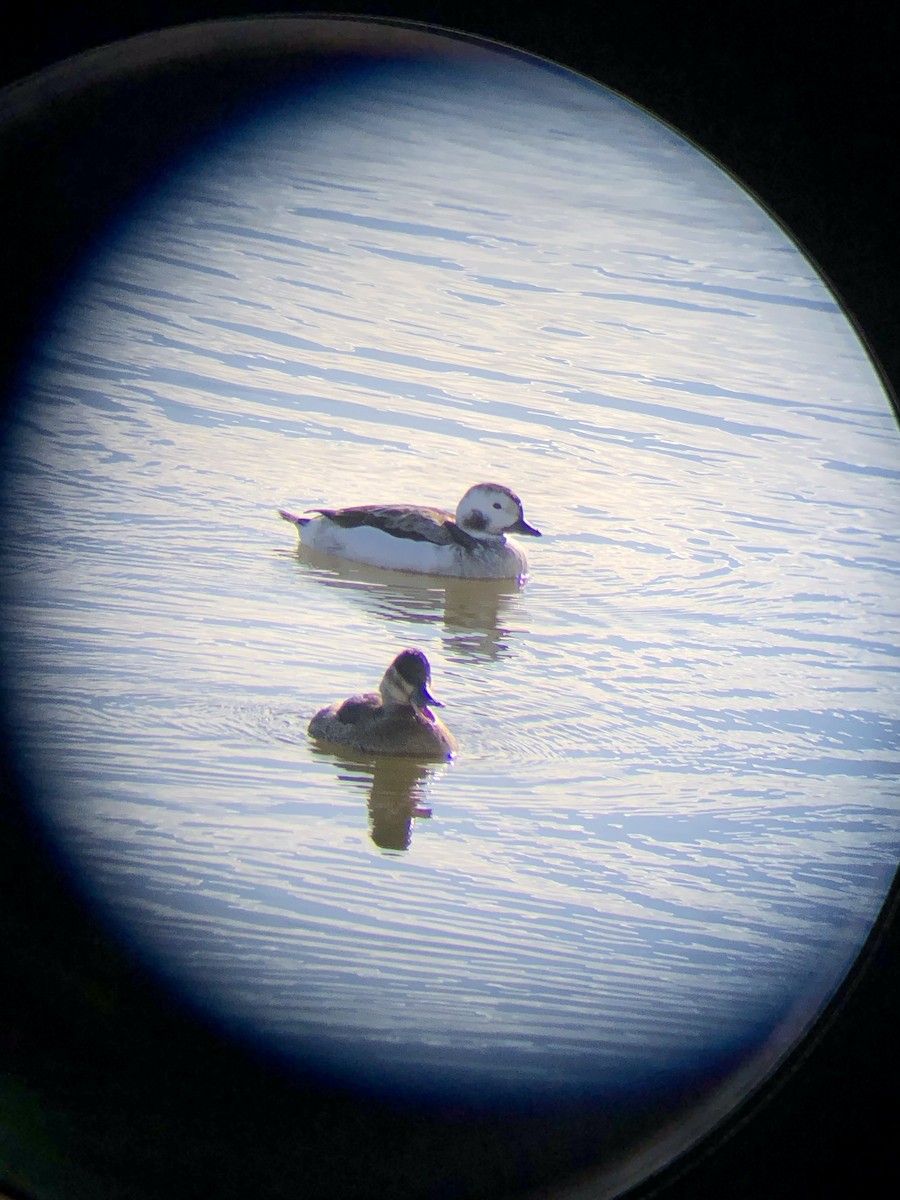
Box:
(279, 482), (541, 580)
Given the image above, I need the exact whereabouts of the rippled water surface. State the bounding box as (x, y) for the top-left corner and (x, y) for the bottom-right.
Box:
(2, 55), (898, 1106)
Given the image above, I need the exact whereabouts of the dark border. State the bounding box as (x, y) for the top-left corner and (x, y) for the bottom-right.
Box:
(2, 8), (897, 1200)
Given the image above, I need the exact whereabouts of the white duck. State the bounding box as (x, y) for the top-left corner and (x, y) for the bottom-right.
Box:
(279, 482), (541, 579)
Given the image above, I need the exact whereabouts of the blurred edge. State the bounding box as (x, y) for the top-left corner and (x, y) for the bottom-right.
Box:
(1, 7), (898, 1200)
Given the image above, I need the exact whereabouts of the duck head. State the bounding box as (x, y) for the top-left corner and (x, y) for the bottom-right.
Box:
(456, 483), (541, 540)
(380, 648), (444, 721)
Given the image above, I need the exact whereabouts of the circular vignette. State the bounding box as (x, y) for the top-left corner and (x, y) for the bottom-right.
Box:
(1, 14), (899, 1200)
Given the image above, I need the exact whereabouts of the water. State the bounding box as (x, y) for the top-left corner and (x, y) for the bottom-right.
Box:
(2, 53), (898, 1111)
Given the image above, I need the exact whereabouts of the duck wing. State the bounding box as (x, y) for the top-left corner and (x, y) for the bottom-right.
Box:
(310, 504), (476, 547)
(335, 692), (382, 724)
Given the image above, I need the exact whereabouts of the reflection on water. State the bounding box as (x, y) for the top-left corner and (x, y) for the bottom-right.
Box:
(310, 743), (439, 852)
(291, 543), (524, 662)
(0, 44), (898, 1120)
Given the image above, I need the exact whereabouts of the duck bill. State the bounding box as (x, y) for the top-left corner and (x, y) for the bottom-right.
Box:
(511, 518), (541, 537)
(414, 684), (444, 722)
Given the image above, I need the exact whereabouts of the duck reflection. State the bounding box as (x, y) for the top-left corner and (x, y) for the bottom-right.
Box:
(288, 545), (522, 663)
(309, 743), (447, 852)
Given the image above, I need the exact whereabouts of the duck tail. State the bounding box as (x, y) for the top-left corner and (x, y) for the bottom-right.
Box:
(277, 508), (310, 527)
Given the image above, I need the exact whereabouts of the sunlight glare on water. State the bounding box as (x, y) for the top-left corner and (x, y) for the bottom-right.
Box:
(1, 49), (898, 1108)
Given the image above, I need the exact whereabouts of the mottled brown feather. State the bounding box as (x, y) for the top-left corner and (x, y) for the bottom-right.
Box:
(309, 504), (476, 547)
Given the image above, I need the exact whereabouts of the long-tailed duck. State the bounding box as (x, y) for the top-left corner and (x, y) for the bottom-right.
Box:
(279, 482), (541, 579)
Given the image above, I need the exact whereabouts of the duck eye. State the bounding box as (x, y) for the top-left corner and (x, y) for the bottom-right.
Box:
(492, 502), (502, 509)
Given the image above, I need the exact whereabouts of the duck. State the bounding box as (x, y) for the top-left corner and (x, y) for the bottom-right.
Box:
(308, 649), (458, 758)
(279, 482), (541, 579)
